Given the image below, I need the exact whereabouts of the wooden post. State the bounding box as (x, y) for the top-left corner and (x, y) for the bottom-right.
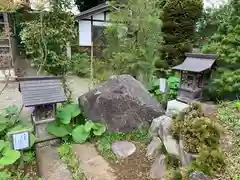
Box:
(90, 42), (94, 88)
(159, 78), (168, 110)
(19, 151), (24, 169)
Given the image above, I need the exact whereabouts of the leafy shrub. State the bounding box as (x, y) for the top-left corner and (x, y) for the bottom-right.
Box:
(48, 104), (106, 143)
(172, 103), (222, 153)
(148, 75), (179, 103)
(23, 151), (35, 164)
(71, 52), (90, 77)
(183, 112), (222, 153)
(190, 146), (225, 175)
(0, 105), (35, 167)
(201, 0), (240, 100)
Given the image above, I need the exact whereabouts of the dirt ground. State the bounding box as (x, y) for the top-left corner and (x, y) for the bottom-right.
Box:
(108, 142), (158, 180)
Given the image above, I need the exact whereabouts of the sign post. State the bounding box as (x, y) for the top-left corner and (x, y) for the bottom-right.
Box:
(159, 78), (168, 109)
(8, 129), (31, 169)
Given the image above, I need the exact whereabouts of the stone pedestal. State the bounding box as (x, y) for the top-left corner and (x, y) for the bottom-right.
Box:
(166, 100), (189, 117)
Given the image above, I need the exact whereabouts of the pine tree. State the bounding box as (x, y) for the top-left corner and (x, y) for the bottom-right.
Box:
(103, 0), (163, 82)
(156, 0), (203, 73)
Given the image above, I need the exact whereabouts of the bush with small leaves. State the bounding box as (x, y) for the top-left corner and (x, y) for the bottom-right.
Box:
(190, 146), (225, 175)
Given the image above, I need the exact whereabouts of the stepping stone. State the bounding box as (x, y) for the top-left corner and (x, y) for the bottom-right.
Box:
(150, 154), (165, 179)
(112, 141), (136, 158)
(73, 143), (116, 180)
(36, 145), (73, 180)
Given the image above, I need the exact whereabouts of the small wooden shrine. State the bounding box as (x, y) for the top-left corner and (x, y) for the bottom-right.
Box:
(17, 76), (66, 143)
(172, 53), (217, 103)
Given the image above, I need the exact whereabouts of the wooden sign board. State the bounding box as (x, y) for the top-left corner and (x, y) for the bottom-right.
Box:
(159, 78), (167, 93)
(8, 130), (31, 150)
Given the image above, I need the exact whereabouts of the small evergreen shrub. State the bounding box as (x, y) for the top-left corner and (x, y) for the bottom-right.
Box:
(190, 146), (225, 175)
(182, 116), (222, 153)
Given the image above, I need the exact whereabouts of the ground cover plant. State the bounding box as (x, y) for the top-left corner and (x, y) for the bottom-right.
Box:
(96, 125), (155, 180)
(215, 101), (240, 179)
(58, 143), (86, 180)
(48, 103), (106, 143)
(0, 105), (38, 179)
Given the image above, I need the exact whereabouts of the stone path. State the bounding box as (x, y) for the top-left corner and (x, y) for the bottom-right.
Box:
(73, 143), (116, 180)
(36, 145), (73, 180)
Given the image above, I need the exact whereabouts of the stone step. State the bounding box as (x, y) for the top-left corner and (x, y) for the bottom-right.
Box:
(73, 143), (116, 180)
(36, 145), (73, 180)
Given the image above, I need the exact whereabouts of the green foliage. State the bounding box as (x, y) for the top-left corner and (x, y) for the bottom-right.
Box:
(58, 143), (86, 180)
(235, 101), (240, 110)
(20, 0), (77, 76)
(0, 148), (21, 166)
(202, 0), (240, 100)
(48, 104), (106, 143)
(218, 101), (240, 179)
(165, 154), (181, 169)
(104, 0), (163, 82)
(175, 103), (222, 153)
(96, 126), (150, 160)
(190, 146), (225, 175)
(74, 0), (100, 12)
(71, 52), (90, 77)
(158, 0), (203, 70)
(148, 75), (179, 103)
(0, 171), (12, 180)
(170, 168), (183, 180)
(0, 106), (35, 167)
(23, 151), (35, 164)
(171, 103), (225, 175)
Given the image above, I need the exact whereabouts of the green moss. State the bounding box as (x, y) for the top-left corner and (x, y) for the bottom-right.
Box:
(58, 143), (86, 180)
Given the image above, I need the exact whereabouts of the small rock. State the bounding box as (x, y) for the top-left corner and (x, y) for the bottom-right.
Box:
(146, 137), (161, 158)
(189, 171), (209, 180)
(179, 140), (197, 166)
(157, 115), (172, 140)
(158, 116), (180, 156)
(149, 116), (166, 137)
(112, 141), (136, 158)
(150, 154), (165, 179)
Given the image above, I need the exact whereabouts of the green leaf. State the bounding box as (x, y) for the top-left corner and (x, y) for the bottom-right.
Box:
(0, 149), (20, 165)
(57, 108), (72, 124)
(84, 121), (94, 132)
(0, 140), (8, 152)
(48, 122), (72, 137)
(30, 133), (35, 148)
(0, 116), (8, 124)
(92, 123), (106, 136)
(72, 125), (90, 143)
(5, 105), (18, 116)
(69, 104), (81, 118)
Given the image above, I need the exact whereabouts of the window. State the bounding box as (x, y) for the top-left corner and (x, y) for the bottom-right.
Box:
(92, 25), (107, 58)
(92, 25), (106, 45)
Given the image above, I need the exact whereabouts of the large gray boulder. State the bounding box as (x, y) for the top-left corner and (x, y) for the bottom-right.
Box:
(79, 75), (164, 132)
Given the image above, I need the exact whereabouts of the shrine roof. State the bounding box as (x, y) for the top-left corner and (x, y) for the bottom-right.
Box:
(16, 76), (67, 107)
(172, 53), (217, 72)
